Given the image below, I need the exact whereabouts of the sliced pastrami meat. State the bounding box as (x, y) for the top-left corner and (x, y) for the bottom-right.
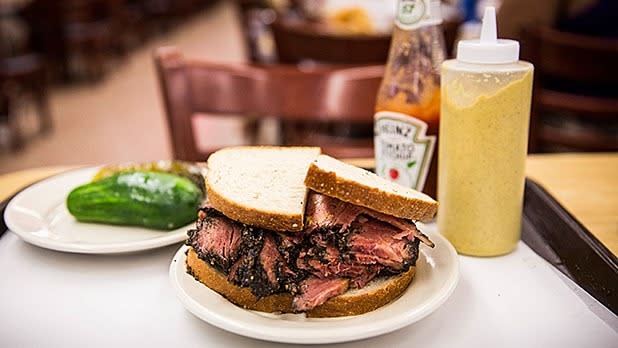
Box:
(189, 198), (429, 313)
(292, 277), (349, 312)
(297, 241), (341, 278)
(360, 209), (435, 248)
(306, 192), (433, 247)
(305, 193), (344, 231)
(187, 208), (242, 271)
(348, 219), (417, 270)
(260, 234), (282, 288)
(306, 193), (362, 232)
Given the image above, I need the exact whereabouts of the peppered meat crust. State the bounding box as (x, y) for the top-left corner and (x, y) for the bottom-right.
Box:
(187, 193), (425, 310)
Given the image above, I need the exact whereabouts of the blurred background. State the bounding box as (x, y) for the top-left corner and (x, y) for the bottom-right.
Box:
(0, 0), (616, 174)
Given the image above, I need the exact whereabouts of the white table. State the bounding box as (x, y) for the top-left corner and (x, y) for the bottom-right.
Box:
(1, 223), (616, 348)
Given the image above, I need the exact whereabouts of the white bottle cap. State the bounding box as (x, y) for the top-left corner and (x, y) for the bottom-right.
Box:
(456, 7), (519, 64)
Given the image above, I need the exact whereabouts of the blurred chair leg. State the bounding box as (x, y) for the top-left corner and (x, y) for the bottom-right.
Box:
(34, 72), (52, 133)
(3, 94), (24, 150)
(0, 94), (11, 149)
(94, 29), (113, 81)
(91, 44), (106, 81)
(65, 21), (113, 82)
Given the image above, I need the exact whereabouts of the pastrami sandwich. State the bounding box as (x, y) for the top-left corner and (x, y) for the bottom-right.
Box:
(186, 146), (437, 317)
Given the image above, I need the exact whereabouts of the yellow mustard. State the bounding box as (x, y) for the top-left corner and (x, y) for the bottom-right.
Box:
(438, 65), (533, 256)
(437, 6), (534, 256)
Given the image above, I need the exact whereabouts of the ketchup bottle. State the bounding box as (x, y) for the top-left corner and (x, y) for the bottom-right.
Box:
(374, 0), (446, 198)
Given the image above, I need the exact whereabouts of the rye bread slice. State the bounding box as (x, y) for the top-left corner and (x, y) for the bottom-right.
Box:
(304, 155), (438, 222)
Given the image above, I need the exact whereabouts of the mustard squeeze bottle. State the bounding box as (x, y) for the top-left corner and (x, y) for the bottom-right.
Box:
(438, 7), (534, 256)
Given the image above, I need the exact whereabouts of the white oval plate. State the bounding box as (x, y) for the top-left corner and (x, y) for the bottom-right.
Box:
(169, 225), (459, 344)
(4, 167), (193, 254)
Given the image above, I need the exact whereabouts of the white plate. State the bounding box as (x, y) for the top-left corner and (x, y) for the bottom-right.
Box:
(4, 167), (193, 254)
(169, 225), (459, 344)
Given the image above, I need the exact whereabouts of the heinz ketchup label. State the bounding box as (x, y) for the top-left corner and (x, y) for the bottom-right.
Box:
(374, 111), (435, 191)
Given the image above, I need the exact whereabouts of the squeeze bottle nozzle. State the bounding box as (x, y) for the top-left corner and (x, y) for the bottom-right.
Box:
(456, 7), (519, 64)
(479, 7), (497, 44)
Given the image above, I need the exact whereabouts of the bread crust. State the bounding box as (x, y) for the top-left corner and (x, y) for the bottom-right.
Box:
(186, 247), (416, 318)
(206, 179), (304, 232)
(304, 161), (438, 222)
(186, 248), (294, 313)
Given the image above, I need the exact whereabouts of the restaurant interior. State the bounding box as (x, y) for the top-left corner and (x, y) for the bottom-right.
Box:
(0, 0), (616, 171)
(0, 0), (616, 346)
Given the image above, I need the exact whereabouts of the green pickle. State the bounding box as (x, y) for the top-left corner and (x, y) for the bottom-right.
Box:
(93, 160), (206, 194)
(67, 169), (204, 230)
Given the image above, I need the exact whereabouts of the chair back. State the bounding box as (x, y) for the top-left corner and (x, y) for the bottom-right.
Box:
(521, 26), (618, 152)
(271, 18), (391, 64)
(271, 16), (463, 64)
(155, 46), (384, 160)
(522, 26), (618, 85)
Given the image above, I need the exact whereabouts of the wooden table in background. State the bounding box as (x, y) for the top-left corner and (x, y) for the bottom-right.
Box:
(525, 153), (618, 256)
(2, 153), (617, 255)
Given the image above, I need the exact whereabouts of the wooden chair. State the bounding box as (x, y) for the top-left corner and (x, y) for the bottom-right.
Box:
(442, 18), (461, 58)
(271, 16), (462, 64)
(20, 0), (114, 82)
(0, 53), (52, 150)
(521, 26), (618, 152)
(247, 14), (390, 154)
(271, 16), (392, 65)
(154, 46), (383, 160)
(235, 0), (279, 63)
(141, 0), (219, 31)
(0, 5), (52, 150)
